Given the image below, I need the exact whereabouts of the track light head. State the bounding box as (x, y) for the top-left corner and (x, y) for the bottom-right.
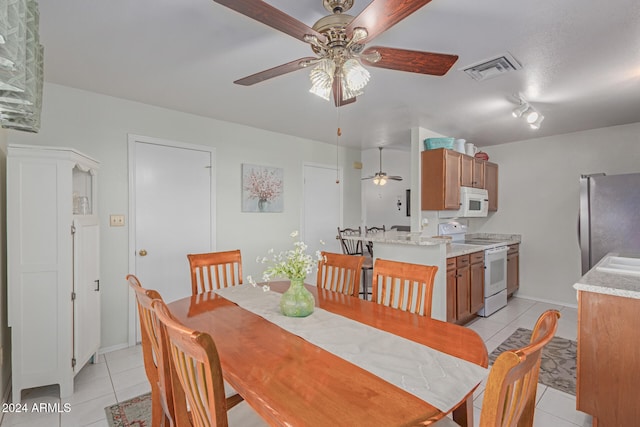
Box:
(512, 103), (530, 118)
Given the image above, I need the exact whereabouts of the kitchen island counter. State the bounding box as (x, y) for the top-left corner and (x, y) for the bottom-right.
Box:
(573, 252), (640, 299)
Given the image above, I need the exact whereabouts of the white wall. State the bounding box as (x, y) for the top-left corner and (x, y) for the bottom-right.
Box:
(361, 147), (411, 229)
(6, 83), (362, 350)
(471, 122), (640, 306)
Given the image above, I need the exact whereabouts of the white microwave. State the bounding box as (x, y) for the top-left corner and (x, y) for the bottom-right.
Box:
(440, 186), (489, 218)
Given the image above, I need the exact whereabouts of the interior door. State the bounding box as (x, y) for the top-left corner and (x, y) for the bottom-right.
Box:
(303, 164), (342, 285)
(73, 216), (100, 371)
(129, 136), (215, 343)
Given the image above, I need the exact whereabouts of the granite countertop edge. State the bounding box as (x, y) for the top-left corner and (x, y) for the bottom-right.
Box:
(573, 252), (640, 299)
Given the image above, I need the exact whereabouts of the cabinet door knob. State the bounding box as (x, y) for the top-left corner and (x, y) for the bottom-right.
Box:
(139, 249), (148, 257)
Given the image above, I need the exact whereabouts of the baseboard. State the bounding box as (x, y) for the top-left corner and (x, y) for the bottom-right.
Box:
(512, 293), (578, 310)
(98, 342), (130, 355)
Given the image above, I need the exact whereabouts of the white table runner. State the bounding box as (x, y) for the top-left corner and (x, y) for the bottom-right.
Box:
(215, 285), (488, 413)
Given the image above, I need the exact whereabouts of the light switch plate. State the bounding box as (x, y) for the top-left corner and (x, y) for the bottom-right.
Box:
(110, 214), (125, 227)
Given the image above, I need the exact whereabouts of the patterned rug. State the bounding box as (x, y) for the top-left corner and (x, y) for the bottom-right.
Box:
(105, 393), (152, 427)
(489, 328), (577, 396)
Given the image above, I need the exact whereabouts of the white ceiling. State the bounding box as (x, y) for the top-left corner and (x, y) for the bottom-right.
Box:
(39, 0), (640, 150)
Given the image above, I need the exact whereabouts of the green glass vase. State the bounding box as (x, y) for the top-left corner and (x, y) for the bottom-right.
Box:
(280, 278), (315, 317)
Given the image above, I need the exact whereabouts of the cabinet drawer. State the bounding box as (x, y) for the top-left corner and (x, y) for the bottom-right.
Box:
(508, 244), (519, 255)
(470, 251), (484, 264)
(456, 255), (470, 268)
(446, 258), (456, 271)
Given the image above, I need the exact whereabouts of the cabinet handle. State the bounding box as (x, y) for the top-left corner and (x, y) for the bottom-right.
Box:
(94, 279), (100, 291)
(139, 249), (148, 256)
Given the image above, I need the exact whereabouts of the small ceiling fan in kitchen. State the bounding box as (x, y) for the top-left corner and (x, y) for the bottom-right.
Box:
(362, 147), (403, 185)
(213, 0), (458, 106)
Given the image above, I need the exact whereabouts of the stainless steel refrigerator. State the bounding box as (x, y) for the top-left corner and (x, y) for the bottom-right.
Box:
(579, 173), (640, 274)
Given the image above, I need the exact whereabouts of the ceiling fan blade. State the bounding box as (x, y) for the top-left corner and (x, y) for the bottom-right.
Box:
(213, 0), (326, 43)
(332, 75), (357, 107)
(361, 176), (375, 180)
(234, 57), (317, 86)
(346, 0), (434, 43)
(362, 47), (458, 76)
(388, 176), (404, 181)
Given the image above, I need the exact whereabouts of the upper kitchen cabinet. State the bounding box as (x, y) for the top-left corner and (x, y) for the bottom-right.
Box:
(484, 161), (499, 211)
(460, 155), (485, 188)
(421, 148), (461, 210)
(7, 144), (101, 403)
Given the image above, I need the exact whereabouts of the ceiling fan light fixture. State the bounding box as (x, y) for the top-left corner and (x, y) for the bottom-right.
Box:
(373, 175), (387, 186)
(309, 58), (335, 101)
(342, 58), (369, 92)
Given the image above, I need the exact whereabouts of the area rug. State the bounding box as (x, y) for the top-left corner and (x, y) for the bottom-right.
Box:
(105, 392), (152, 427)
(489, 328), (577, 396)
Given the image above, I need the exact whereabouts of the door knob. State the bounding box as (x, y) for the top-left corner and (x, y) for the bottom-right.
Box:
(139, 249), (148, 256)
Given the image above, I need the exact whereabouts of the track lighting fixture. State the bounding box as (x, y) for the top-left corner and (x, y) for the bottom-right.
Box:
(512, 97), (544, 130)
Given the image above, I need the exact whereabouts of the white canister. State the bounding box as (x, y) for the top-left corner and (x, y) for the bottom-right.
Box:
(454, 139), (466, 153)
(465, 142), (478, 156)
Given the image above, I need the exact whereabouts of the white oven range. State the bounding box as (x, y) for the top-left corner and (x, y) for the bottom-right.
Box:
(439, 223), (509, 317)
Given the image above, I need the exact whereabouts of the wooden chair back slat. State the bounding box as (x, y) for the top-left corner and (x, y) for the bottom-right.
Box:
(371, 259), (437, 317)
(127, 274), (175, 427)
(187, 250), (243, 295)
(154, 299), (230, 427)
(478, 309), (561, 427)
(317, 251), (365, 297)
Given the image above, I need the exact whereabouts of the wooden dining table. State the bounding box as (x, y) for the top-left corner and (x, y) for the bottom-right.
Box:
(168, 281), (489, 427)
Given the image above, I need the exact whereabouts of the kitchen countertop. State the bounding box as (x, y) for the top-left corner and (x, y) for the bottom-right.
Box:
(573, 253), (640, 299)
(341, 231), (447, 247)
(447, 234), (522, 258)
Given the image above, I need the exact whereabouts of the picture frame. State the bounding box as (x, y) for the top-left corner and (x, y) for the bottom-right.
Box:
(241, 164), (284, 213)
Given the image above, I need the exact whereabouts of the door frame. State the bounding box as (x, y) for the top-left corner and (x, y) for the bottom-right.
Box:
(127, 134), (217, 346)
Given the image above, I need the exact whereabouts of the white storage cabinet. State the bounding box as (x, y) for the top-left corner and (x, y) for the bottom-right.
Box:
(7, 144), (101, 402)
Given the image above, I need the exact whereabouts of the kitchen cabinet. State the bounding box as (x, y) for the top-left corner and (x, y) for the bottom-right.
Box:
(469, 252), (485, 313)
(422, 148), (498, 211)
(446, 258), (457, 323)
(460, 155), (474, 187)
(484, 161), (499, 211)
(506, 244), (519, 296)
(7, 144), (101, 403)
(446, 252), (484, 324)
(576, 290), (640, 426)
(455, 255), (471, 320)
(472, 158), (485, 188)
(421, 148), (461, 210)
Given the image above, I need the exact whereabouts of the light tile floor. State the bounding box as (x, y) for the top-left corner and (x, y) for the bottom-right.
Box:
(0, 296), (591, 427)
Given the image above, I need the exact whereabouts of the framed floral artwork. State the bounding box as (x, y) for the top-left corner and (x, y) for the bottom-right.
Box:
(241, 164), (284, 213)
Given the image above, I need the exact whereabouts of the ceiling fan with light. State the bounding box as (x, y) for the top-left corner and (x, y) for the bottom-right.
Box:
(362, 147), (403, 185)
(213, 0), (458, 106)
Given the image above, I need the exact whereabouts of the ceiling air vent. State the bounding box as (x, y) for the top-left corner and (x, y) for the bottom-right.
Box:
(462, 52), (522, 82)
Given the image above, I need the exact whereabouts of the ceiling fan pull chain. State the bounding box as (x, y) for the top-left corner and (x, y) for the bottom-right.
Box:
(335, 101), (341, 184)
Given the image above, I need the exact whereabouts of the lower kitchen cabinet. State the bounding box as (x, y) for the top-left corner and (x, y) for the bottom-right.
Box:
(447, 252), (484, 324)
(469, 252), (485, 313)
(507, 244), (519, 296)
(576, 290), (640, 426)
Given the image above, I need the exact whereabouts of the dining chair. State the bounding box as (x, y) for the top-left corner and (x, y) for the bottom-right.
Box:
(187, 249), (243, 295)
(127, 274), (175, 427)
(337, 227), (373, 299)
(371, 259), (438, 317)
(435, 309), (561, 427)
(153, 299), (245, 427)
(365, 225), (385, 257)
(316, 251), (365, 297)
